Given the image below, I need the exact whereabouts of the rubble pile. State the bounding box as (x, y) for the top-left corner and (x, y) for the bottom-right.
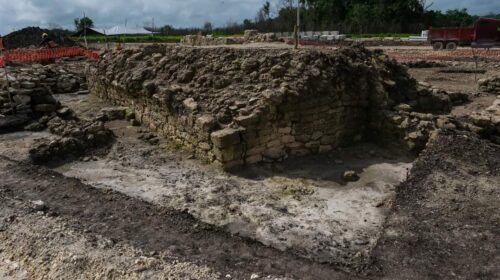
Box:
(0, 63), (87, 130)
(89, 45), (456, 168)
(479, 76), (500, 94)
(180, 30), (279, 47)
(29, 117), (114, 163)
(243, 30), (279, 43)
(3, 27), (76, 49)
(469, 96), (500, 144)
(181, 35), (243, 46)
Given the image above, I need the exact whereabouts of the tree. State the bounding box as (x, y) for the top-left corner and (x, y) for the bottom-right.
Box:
(256, 1), (272, 23)
(203, 21), (213, 32)
(74, 16), (94, 32)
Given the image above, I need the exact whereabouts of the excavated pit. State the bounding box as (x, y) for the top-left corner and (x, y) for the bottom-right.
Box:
(3, 46), (494, 277)
(71, 45), (461, 268)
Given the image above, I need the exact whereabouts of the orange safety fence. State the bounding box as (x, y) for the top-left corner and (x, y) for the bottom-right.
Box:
(0, 47), (100, 67)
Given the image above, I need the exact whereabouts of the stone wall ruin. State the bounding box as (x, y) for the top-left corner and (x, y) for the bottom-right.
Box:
(88, 45), (446, 168)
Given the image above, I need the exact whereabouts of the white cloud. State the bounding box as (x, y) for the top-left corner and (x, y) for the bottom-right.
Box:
(0, 0), (279, 34)
(0, 0), (498, 35)
(432, 0), (500, 15)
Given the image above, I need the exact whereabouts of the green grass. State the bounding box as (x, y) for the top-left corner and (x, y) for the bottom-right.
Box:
(72, 33), (244, 43)
(347, 33), (420, 38)
(71, 35), (183, 43)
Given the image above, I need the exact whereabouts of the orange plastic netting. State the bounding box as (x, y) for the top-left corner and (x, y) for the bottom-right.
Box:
(0, 47), (100, 67)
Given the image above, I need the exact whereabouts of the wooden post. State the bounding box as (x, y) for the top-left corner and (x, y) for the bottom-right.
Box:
(295, 0), (300, 49)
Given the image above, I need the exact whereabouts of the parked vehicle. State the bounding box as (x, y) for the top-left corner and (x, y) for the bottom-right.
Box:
(429, 18), (500, 50)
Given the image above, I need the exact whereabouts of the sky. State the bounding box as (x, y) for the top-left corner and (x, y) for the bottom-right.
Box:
(0, 0), (499, 35)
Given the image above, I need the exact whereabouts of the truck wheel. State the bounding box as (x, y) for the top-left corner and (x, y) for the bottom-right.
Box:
(446, 42), (458, 51)
(432, 41), (444, 51)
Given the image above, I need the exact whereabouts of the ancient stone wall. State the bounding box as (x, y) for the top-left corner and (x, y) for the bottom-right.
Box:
(88, 45), (424, 168)
(479, 76), (500, 94)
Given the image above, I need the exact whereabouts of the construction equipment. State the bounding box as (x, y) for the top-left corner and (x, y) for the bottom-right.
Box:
(429, 17), (500, 50)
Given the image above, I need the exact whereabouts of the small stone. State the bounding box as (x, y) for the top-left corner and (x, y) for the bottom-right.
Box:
(394, 103), (412, 112)
(342, 170), (360, 182)
(31, 200), (47, 211)
(250, 274), (260, 279)
(183, 98), (198, 112)
(56, 107), (72, 117)
(20, 81), (36, 89)
(34, 104), (57, 113)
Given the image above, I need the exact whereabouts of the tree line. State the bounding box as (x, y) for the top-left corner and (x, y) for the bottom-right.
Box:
(241, 0), (500, 34)
(155, 0), (500, 36)
(71, 1), (500, 36)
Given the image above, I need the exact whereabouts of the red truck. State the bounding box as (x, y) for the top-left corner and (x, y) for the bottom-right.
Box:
(429, 17), (500, 50)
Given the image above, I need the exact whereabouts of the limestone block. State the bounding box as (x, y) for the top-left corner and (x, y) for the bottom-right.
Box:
(311, 131), (323, 141)
(196, 115), (217, 132)
(305, 141), (320, 149)
(278, 127), (292, 134)
(183, 98), (198, 112)
(295, 135), (311, 143)
(281, 135), (295, 144)
(247, 146), (266, 156)
(319, 145), (333, 153)
(235, 113), (260, 126)
(266, 139), (282, 148)
(199, 142), (212, 151)
(285, 142), (303, 149)
(246, 154), (263, 164)
(320, 135), (336, 145)
(211, 128), (243, 148)
(263, 147), (285, 160)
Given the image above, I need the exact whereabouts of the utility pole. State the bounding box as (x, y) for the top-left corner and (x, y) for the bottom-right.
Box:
(83, 11), (88, 49)
(294, 0), (300, 49)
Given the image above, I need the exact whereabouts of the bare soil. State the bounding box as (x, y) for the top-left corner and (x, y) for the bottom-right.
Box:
(368, 130), (500, 280)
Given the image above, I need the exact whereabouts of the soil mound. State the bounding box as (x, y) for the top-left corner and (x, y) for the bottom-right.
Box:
(3, 27), (76, 49)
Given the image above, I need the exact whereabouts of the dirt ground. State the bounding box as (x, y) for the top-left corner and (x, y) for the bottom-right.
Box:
(407, 62), (500, 119)
(1, 49), (500, 279)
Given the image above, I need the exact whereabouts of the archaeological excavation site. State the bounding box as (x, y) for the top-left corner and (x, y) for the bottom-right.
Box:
(1, 34), (499, 280)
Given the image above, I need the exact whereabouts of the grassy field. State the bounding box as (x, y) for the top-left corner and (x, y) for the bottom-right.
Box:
(72, 35), (184, 43)
(72, 33), (245, 44)
(72, 33), (420, 44)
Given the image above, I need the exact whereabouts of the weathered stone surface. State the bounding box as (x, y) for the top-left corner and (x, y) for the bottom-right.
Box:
(99, 107), (129, 121)
(88, 45), (432, 168)
(211, 128), (242, 148)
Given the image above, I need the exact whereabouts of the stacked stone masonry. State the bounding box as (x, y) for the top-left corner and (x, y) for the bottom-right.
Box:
(88, 45), (434, 168)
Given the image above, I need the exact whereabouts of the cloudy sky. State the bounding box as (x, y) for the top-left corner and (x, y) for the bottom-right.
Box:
(0, 0), (499, 35)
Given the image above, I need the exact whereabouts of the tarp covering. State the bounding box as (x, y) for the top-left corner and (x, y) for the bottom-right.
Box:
(105, 26), (153, 36)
